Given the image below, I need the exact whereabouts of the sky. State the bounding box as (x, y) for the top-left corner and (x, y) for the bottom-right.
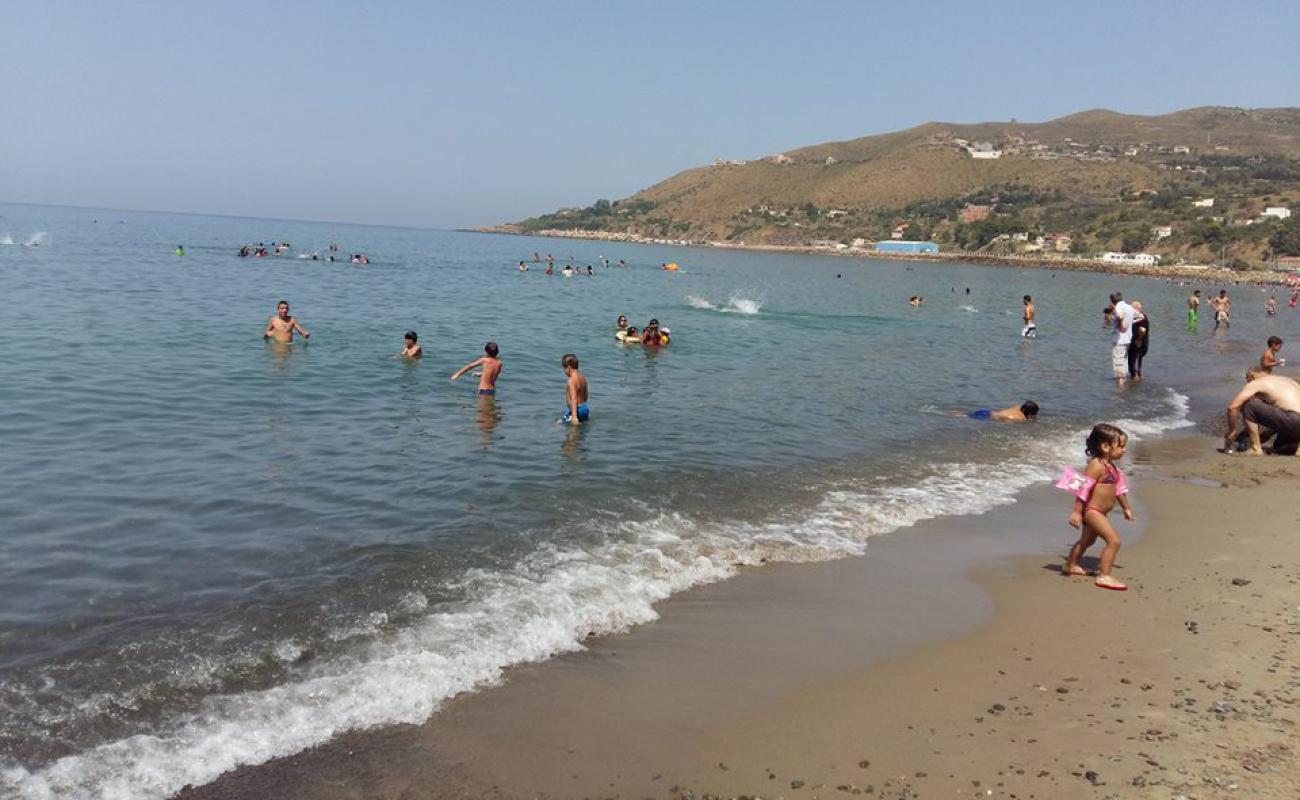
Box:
(2, 0), (1298, 229)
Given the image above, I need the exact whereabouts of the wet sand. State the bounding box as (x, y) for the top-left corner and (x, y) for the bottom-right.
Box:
(179, 434), (1299, 799)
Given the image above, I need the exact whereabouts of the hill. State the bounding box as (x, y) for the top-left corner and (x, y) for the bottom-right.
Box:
(495, 107), (1300, 268)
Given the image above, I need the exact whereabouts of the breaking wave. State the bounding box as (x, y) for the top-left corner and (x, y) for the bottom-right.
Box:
(1, 391), (1192, 800)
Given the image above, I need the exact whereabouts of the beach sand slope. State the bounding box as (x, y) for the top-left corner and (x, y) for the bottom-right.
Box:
(178, 441), (1299, 800)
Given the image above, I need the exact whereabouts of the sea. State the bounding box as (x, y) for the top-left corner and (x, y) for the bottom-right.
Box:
(0, 202), (1289, 799)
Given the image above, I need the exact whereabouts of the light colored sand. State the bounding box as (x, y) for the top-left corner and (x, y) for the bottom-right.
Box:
(690, 445), (1300, 799)
(179, 438), (1300, 799)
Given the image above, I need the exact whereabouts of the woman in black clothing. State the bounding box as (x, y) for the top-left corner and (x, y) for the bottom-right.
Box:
(1128, 300), (1150, 381)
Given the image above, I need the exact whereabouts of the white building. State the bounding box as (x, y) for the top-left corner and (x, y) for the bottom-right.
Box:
(1192, 198), (1215, 208)
(768, 153), (793, 165)
(966, 141), (1003, 159)
(1262, 207), (1292, 220)
(1152, 225), (1173, 239)
(1100, 252), (1161, 266)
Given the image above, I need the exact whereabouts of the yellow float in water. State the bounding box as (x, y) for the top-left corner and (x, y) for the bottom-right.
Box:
(662, 262), (679, 271)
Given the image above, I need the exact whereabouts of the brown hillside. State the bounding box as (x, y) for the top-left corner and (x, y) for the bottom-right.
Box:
(505, 106), (1300, 265)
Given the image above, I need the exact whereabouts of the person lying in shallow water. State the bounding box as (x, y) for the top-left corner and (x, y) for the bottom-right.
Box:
(963, 401), (1039, 421)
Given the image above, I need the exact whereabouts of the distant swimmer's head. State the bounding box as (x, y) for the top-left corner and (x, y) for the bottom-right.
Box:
(277, 300), (290, 317)
(485, 341), (499, 357)
(1023, 295), (1032, 303)
(647, 319), (660, 329)
(404, 331), (418, 343)
(625, 326), (638, 336)
(1109, 292), (1123, 304)
(1085, 423), (1128, 460)
(561, 353), (579, 371)
(1267, 336), (1283, 349)
(1020, 401), (1039, 419)
(1219, 289), (1227, 297)
(1193, 289), (1201, 296)
(617, 315), (628, 328)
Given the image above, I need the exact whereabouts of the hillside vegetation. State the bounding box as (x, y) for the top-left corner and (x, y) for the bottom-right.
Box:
(501, 107), (1300, 268)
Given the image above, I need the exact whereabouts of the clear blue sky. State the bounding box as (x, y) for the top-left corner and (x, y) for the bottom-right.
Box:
(3, 0), (1298, 229)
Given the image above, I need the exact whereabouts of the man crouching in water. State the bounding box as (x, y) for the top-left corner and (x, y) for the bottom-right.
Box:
(264, 300), (310, 343)
(561, 353), (589, 425)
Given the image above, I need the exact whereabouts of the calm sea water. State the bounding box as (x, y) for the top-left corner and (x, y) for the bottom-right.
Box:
(0, 202), (1289, 798)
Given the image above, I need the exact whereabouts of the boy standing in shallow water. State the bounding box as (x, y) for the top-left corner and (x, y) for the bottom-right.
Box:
(561, 353), (589, 424)
(1021, 295), (1036, 338)
(450, 342), (502, 394)
(1261, 336), (1285, 374)
(263, 300), (310, 343)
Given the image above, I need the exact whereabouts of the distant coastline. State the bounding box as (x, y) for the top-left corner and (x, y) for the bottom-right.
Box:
(465, 225), (1295, 285)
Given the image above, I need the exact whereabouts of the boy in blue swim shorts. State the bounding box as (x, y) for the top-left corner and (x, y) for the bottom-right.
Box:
(967, 401), (1039, 421)
(561, 353), (589, 424)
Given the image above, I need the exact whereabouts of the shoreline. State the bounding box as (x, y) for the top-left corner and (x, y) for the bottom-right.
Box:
(175, 429), (1300, 800)
(465, 227), (1296, 286)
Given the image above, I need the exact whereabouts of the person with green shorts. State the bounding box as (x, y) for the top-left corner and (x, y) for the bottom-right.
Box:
(1187, 289), (1200, 331)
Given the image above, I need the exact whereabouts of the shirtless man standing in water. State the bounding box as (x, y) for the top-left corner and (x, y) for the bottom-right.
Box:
(1210, 289), (1231, 329)
(263, 300), (310, 342)
(1187, 289), (1200, 331)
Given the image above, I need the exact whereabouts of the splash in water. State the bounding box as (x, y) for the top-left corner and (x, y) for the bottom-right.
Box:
(0, 235), (14, 245)
(25, 232), (49, 247)
(685, 292), (763, 315)
(959, 305), (979, 313)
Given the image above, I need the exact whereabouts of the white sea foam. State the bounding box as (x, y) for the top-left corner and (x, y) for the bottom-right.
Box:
(960, 304), (978, 313)
(25, 232), (48, 247)
(2, 390), (1191, 800)
(685, 292), (762, 315)
(0, 235), (14, 245)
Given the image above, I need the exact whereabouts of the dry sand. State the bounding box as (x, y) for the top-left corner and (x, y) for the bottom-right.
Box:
(179, 435), (1299, 800)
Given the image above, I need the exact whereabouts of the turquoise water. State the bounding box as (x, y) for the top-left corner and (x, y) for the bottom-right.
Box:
(0, 202), (1290, 798)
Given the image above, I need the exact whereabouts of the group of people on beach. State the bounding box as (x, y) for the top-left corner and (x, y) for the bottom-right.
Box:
(1063, 279), (1299, 593)
(264, 254), (1296, 596)
(1223, 341), (1299, 457)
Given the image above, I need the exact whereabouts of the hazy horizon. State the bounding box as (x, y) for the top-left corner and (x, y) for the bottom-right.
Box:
(3, 0), (1298, 229)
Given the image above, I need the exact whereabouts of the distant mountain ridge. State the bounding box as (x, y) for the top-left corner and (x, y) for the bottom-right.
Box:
(495, 106), (1300, 266)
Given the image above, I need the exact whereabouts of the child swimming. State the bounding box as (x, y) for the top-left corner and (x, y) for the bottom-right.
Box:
(400, 330), (422, 358)
(1060, 423), (1134, 591)
(966, 401), (1039, 421)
